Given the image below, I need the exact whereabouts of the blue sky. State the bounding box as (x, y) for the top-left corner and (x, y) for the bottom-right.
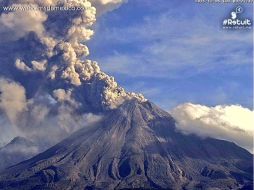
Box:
(88, 0), (253, 110)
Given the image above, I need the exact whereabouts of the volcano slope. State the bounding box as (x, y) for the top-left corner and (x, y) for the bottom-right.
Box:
(0, 100), (252, 190)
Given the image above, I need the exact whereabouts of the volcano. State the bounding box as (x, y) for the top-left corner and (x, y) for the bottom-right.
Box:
(0, 100), (252, 190)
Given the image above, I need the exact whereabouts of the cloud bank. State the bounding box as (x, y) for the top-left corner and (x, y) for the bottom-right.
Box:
(170, 103), (253, 153)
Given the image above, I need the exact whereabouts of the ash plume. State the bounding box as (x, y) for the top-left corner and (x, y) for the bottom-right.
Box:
(0, 0), (145, 148)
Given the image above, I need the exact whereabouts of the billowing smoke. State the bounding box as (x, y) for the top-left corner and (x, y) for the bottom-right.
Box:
(170, 103), (253, 153)
(0, 0), (144, 110)
(0, 0), (143, 149)
(0, 6), (47, 42)
(0, 79), (27, 124)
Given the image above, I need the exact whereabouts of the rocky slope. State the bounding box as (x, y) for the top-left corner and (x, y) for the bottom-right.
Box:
(0, 100), (252, 190)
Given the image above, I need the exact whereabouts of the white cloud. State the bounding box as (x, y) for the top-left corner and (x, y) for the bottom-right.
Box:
(170, 103), (254, 153)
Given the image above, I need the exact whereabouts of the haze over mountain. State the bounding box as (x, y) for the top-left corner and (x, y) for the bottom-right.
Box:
(0, 137), (40, 172)
(0, 0), (252, 189)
